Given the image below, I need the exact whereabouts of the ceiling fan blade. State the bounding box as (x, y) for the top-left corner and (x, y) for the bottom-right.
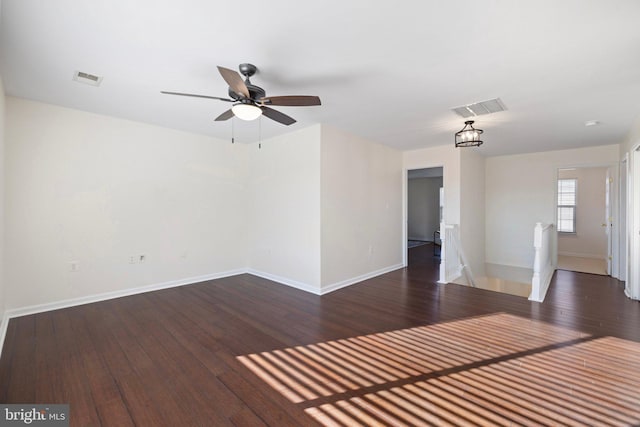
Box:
(161, 91), (233, 102)
(215, 109), (234, 121)
(217, 66), (250, 98)
(260, 95), (321, 106)
(260, 106), (296, 126)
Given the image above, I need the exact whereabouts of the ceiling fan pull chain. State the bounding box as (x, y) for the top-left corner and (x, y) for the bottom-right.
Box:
(258, 116), (262, 149)
(231, 117), (235, 144)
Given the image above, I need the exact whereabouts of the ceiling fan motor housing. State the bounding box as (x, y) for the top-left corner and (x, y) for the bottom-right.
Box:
(228, 63), (265, 101)
(228, 84), (265, 101)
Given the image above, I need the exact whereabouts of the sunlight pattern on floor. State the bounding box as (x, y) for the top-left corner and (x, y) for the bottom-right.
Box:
(238, 314), (640, 425)
(237, 313), (584, 403)
(305, 337), (640, 426)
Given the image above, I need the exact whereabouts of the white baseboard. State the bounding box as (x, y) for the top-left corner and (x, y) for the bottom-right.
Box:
(0, 312), (9, 363)
(558, 251), (606, 260)
(445, 267), (463, 284)
(485, 260), (532, 270)
(0, 269), (245, 359)
(624, 287), (638, 300)
(529, 265), (556, 303)
(246, 269), (322, 295)
(321, 264), (404, 295)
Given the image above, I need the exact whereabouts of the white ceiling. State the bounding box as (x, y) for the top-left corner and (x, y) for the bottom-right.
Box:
(2, 0), (639, 156)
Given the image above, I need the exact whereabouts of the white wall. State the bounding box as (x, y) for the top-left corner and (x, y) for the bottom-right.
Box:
(5, 97), (248, 309)
(558, 167), (608, 259)
(460, 148), (486, 278)
(486, 144), (620, 270)
(246, 124), (402, 293)
(320, 125), (402, 290)
(0, 77), (5, 323)
(408, 177), (442, 241)
(3, 98), (405, 310)
(246, 125), (322, 292)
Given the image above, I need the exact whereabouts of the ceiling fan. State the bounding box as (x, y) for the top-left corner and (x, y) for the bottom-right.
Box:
(161, 63), (321, 126)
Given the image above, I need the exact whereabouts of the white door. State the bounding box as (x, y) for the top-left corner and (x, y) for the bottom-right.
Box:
(631, 147), (640, 299)
(605, 169), (612, 275)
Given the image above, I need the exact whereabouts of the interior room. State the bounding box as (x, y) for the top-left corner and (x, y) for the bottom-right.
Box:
(1, 1), (640, 426)
(407, 167), (443, 252)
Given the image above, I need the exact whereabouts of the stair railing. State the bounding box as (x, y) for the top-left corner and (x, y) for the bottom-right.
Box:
(438, 222), (476, 287)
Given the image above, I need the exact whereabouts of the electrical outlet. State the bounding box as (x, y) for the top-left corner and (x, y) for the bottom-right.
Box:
(129, 256), (137, 264)
(139, 254), (146, 263)
(69, 261), (79, 272)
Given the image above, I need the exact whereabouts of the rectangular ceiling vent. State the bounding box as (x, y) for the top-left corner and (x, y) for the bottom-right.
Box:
(452, 98), (506, 118)
(72, 70), (103, 87)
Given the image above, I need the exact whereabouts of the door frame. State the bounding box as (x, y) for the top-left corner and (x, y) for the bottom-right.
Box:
(554, 162), (619, 278)
(403, 165), (445, 267)
(619, 153), (628, 283)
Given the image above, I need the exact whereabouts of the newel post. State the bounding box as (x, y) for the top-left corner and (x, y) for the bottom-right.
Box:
(438, 222), (447, 284)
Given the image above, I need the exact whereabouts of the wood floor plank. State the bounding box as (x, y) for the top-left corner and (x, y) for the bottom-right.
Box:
(119, 293), (243, 422)
(5, 316), (37, 403)
(0, 318), (18, 402)
(81, 301), (200, 427)
(229, 406), (269, 427)
(66, 309), (135, 427)
(47, 309), (102, 426)
(217, 368), (321, 427)
(34, 313), (62, 404)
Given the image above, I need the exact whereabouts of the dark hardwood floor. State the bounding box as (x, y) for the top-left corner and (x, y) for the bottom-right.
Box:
(1, 244), (639, 426)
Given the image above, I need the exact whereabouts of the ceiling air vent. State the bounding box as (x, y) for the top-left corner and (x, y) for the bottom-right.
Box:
(452, 98), (506, 118)
(72, 70), (103, 86)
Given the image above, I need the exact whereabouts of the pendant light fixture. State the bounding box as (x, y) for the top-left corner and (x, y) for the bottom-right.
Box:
(455, 120), (483, 147)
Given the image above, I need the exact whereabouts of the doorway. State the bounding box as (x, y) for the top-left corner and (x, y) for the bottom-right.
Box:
(556, 166), (610, 275)
(407, 167), (443, 266)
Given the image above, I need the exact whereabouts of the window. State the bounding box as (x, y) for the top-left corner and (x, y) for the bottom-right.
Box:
(557, 178), (577, 233)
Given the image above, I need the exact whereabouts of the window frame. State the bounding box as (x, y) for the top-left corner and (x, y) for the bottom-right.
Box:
(557, 178), (577, 234)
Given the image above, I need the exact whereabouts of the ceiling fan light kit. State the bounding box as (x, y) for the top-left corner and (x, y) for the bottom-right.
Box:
(231, 103), (263, 121)
(161, 63), (321, 126)
(455, 120), (483, 148)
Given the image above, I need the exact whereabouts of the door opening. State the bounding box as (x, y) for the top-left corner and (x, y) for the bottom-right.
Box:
(556, 166), (611, 276)
(406, 167), (443, 266)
